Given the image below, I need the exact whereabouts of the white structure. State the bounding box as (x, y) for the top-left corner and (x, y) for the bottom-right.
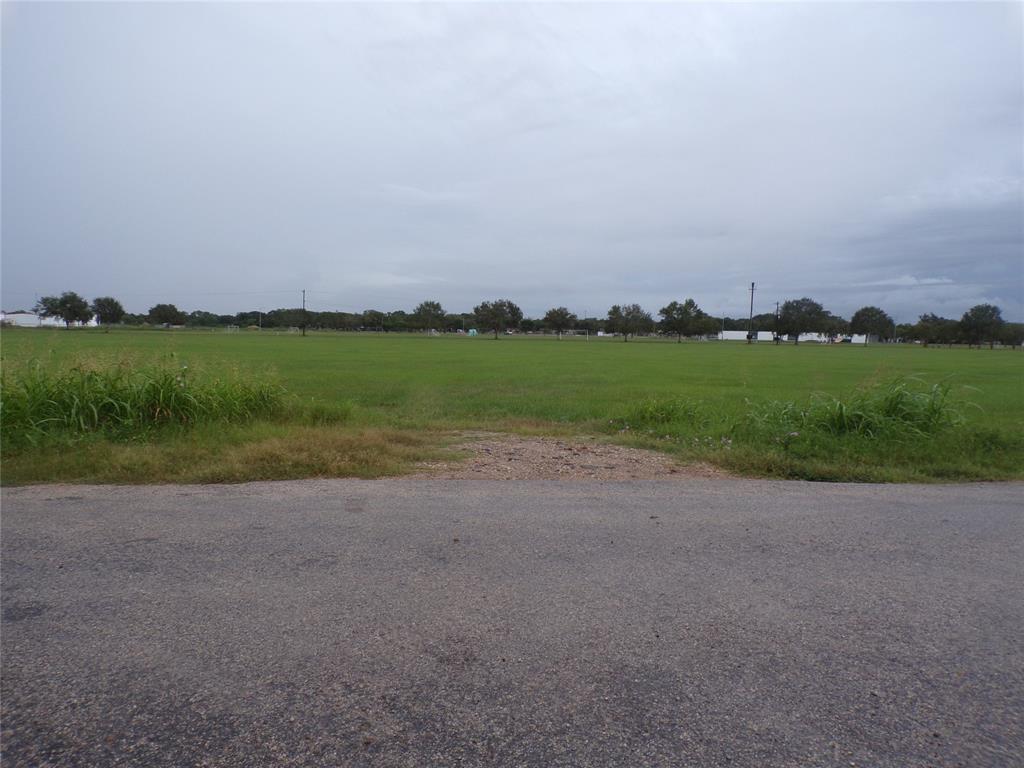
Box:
(796, 333), (868, 344)
(717, 330), (871, 344)
(718, 330), (776, 342)
(0, 311), (66, 328)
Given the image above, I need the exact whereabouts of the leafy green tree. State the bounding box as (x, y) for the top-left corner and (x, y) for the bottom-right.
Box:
(413, 300), (446, 331)
(543, 307), (577, 338)
(895, 322), (915, 341)
(959, 304), (1003, 348)
(315, 311), (359, 331)
(35, 292), (92, 327)
(722, 313), (776, 332)
(659, 298), (704, 342)
(186, 310), (222, 327)
(606, 304), (653, 341)
(696, 313), (721, 338)
(1000, 322), (1024, 348)
(822, 312), (849, 339)
(362, 310), (385, 330)
(443, 313), (472, 333)
(777, 298), (827, 344)
(474, 299), (523, 339)
(34, 296), (61, 320)
(383, 311), (409, 333)
(911, 313), (958, 346)
(91, 296), (126, 325)
(263, 308), (310, 329)
(606, 305), (625, 338)
(148, 303), (187, 326)
(850, 306), (894, 340)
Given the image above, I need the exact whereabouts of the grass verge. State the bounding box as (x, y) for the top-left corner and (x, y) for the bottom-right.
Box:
(0, 422), (447, 485)
(607, 378), (1022, 483)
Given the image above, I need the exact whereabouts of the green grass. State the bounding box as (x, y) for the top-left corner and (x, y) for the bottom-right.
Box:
(1, 361), (287, 447)
(2, 327), (1021, 484)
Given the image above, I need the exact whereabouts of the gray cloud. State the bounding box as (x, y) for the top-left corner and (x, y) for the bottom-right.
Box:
(2, 1), (1021, 321)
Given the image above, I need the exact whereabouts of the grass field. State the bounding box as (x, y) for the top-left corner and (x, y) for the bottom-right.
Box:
(2, 327), (1021, 484)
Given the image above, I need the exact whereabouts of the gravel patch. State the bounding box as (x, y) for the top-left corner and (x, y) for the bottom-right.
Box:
(415, 433), (727, 480)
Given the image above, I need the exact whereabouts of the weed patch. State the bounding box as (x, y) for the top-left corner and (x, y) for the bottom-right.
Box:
(1, 361), (285, 447)
(608, 377), (1015, 482)
(738, 378), (968, 441)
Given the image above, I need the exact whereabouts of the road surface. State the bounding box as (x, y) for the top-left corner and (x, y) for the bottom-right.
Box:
(2, 479), (1021, 767)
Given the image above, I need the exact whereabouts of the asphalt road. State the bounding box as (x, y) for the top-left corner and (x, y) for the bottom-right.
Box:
(2, 479), (1021, 767)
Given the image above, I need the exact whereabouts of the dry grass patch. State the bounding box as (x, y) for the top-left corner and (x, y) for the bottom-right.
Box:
(1, 426), (445, 485)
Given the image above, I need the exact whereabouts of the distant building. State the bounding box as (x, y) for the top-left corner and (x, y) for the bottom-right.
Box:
(718, 330), (775, 342)
(717, 330), (869, 344)
(1, 311), (60, 327)
(795, 333), (868, 344)
(0, 311), (95, 328)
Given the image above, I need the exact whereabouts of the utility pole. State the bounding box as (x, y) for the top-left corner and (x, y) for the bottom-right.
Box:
(747, 282), (756, 343)
(301, 289), (306, 337)
(774, 301), (780, 344)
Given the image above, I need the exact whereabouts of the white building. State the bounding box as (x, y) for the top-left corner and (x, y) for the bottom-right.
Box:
(717, 330), (776, 342)
(717, 329), (869, 344)
(0, 311), (95, 328)
(796, 333), (868, 344)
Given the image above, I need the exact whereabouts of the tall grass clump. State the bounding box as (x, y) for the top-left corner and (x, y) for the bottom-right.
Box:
(608, 377), (986, 478)
(614, 393), (733, 439)
(1, 362), (285, 446)
(625, 397), (711, 428)
(739, 377), (970, 443)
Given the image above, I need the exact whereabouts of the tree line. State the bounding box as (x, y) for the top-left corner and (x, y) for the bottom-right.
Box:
(24, 291), (1023, 347)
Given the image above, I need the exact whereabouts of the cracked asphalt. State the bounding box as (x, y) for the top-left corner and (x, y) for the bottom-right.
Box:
(2, 478), (1021, 767)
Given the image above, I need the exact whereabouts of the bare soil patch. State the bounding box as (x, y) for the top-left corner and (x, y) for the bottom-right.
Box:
(415, 433), (728, 480)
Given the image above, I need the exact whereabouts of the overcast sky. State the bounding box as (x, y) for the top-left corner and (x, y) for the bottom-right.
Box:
(3, 1), (1021, 321)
